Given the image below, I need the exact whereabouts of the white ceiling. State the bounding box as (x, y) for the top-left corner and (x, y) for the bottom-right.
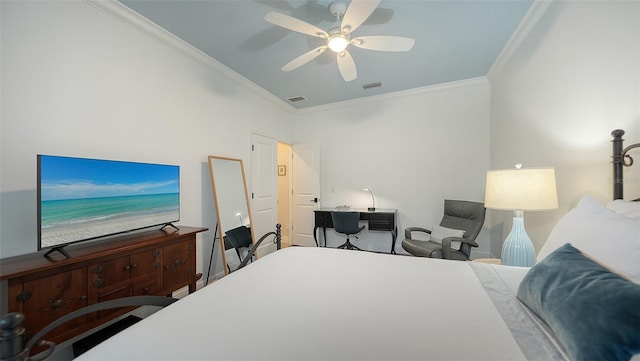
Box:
(120, 0), (534, 109)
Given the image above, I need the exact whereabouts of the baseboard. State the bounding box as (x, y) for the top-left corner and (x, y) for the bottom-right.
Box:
(470, 250), (493, 259)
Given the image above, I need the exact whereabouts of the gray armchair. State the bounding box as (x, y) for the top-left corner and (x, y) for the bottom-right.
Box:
(402, 200), (486, 260)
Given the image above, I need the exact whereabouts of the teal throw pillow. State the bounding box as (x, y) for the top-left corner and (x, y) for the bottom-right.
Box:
(517, 243), (640, 361)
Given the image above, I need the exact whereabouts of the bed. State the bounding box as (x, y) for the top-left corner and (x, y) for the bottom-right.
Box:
(3, 130), (640, 361)
(81, 248), (537, 360)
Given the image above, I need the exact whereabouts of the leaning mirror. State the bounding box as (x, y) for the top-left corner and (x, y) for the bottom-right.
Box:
(207, 156), (255, 275)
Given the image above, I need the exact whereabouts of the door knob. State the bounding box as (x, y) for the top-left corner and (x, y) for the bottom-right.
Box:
(310, 197), (318, 203)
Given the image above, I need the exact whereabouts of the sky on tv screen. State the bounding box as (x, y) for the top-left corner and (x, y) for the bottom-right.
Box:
(40, 156), (179, 201)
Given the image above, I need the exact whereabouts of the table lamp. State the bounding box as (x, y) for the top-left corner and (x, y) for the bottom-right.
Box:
(484, 165), (558, 267)
(363, 187), (376, 211)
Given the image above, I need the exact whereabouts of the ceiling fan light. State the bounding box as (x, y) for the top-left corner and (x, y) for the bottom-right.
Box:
(328, 35), (349, 52)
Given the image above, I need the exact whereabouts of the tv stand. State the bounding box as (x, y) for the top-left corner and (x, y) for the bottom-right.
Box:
(160, 222), (180, 231)
(0, 226), (207, 351)
(43, 246), (71, 259)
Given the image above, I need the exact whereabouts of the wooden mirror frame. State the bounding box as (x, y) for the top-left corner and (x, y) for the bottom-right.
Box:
(207, 156), (256, 275)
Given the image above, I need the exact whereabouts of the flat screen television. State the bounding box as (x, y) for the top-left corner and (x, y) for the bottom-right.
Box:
(37, 154), (180, 258)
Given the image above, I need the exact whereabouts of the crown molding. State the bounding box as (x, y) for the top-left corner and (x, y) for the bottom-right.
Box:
(83, 0), (296, 114)
(294, 77), (490, 114)
(82, 0), (526, 117)
(487, 0), (554, 80)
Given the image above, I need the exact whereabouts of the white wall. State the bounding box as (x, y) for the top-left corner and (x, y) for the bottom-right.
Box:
(294, 79), (491, 256)
(488, 0), (640, 254)
(0, 1), (295, 279)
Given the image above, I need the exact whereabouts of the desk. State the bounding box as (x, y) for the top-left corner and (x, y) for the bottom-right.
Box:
(314, 208), (398, 254)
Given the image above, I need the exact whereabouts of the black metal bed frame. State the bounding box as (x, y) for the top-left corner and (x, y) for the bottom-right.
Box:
(612, 129), (640, 200)
(1, 296), (178, 361)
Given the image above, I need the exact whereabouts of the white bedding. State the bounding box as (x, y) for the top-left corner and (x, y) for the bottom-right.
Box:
(78, 247), (532, 360)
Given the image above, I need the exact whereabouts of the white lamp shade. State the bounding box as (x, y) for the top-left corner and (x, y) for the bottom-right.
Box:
(485, 167), (558, 211)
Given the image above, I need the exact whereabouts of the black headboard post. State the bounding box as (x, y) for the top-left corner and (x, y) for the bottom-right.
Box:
(612, 128), (640, 200)
(612, 129), (625, 199)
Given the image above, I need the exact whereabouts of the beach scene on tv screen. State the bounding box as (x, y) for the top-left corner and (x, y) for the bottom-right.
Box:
(40, 156), (179, 248)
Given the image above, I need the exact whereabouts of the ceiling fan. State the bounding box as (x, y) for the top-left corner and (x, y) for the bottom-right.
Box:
(264, 0), (415, 82)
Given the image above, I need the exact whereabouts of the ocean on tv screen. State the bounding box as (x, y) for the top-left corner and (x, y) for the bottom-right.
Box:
(38, 155), (180, 248)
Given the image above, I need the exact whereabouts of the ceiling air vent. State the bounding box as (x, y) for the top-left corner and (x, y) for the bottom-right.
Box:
(287, 96), (307, 103)
(362, 81), (382, 90)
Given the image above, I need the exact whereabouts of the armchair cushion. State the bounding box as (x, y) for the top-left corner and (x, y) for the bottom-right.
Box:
(401, 239), (441, 258)
(401, 239), (469, 260)
(430, 225), (465, 250)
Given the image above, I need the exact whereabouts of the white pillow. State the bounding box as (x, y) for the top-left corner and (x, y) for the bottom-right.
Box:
(537, 195), (640, 283)
(430, 225), (465, 250)
(607, 199), (640, 221)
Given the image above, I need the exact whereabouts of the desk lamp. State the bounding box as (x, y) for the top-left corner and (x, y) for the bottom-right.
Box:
(363, 187), (376, 211)
(484, 165), (558, 267)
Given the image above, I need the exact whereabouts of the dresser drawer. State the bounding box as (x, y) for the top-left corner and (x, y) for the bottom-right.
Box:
(367, 213), (393, 230)
(314, 211), (334, 228)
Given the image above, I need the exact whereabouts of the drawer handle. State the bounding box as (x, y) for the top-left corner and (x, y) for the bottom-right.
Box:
(51, 299), (65, 310)
(123, 263), (138, 271)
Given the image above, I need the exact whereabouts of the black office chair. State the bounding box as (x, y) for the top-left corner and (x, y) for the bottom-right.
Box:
(331, 211), (365, 251)
(402, 200), (486, 260)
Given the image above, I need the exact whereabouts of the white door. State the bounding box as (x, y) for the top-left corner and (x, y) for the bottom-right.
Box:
(292, 143), (321, 247)
(251, 133), (278, 257)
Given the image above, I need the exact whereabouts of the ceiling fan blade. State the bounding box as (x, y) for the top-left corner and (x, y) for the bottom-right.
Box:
(336, 50), (357, 82)
(351, 36), (415, 52)
(341, 0), (382, 34)
(282, 46), (328, 72)
(264, 11), (328, 38)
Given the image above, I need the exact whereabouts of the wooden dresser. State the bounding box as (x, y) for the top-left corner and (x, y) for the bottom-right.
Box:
(0, 226), (207, 347)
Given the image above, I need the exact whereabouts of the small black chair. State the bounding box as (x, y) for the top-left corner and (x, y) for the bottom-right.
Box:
(224, 225), (253, 260)
(331, 211), (365, 251)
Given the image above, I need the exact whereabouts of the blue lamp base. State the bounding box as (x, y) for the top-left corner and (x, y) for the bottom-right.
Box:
(501, 211), (535, 267)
